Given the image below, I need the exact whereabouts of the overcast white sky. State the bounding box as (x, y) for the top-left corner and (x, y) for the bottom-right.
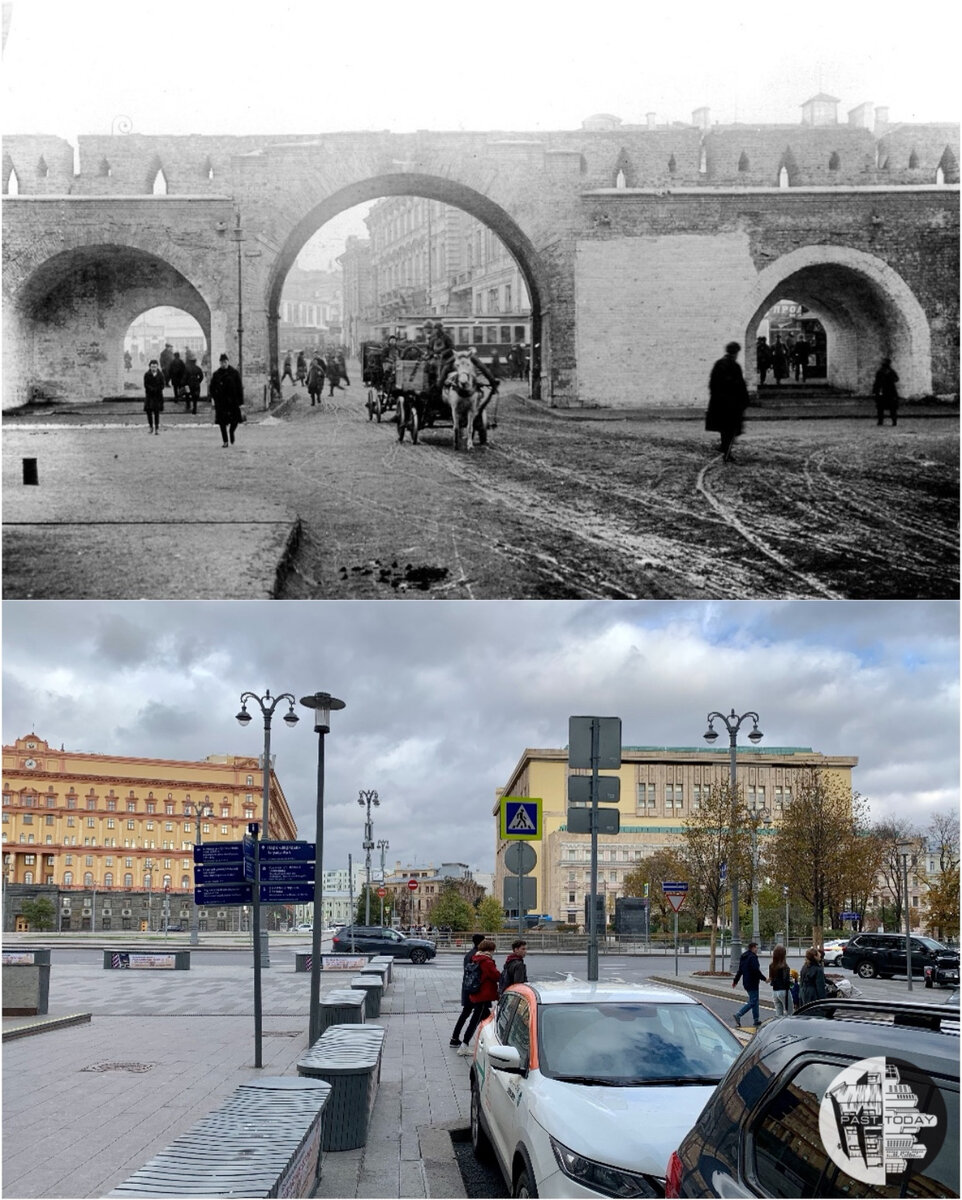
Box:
(2, 1), (958, 141)
(3, 601), (957, 878)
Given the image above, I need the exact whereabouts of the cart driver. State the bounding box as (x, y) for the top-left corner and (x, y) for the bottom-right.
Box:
(425, 321), (455, 394)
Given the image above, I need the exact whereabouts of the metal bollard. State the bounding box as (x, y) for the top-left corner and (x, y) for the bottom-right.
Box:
(23, 458), (38, 485)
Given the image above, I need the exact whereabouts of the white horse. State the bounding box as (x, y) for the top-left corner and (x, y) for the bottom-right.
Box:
(442, 351), (492, 451)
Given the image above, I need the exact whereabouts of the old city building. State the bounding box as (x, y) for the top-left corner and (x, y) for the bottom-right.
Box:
(2, 733), (297, 932)
(493, 744), (858, 927)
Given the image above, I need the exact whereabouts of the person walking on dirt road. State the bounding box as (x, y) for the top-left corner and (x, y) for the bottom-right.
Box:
(705, 341), (750, 462)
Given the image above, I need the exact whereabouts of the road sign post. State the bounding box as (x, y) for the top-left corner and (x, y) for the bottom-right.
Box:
(248, 823), (263, 1068)
(662, 883), (688, 976)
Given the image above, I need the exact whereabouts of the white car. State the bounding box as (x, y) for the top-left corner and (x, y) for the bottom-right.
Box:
(469, 980), (742, 1198)
(822, 938), (848, 965)
(295, 923), (313, 932)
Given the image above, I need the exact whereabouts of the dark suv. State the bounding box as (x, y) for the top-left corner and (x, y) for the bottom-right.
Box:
(331, 925), (436, 963)
(840, 931), (958, 980)
(666, 998), (959, 1197)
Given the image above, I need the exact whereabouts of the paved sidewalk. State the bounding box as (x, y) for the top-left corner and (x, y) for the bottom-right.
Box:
(2, 950), (472, 1200)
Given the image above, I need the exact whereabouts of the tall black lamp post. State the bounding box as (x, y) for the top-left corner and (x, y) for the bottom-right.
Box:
(358, 790), (380, 925)
(236, 690), (298, 967)
(302, 691), (346, 1044)
(897, 837), (916, 992)
(184, 800), (213, 946)
(704, 708), (763, 971)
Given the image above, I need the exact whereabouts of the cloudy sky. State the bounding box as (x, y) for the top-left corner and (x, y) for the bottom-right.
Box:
(2, 1), (956, 142)
(3, 601), (957, 878)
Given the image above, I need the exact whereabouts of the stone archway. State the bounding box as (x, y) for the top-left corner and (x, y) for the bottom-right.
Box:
(745, 246), (932, 397)
(264, 173), (551, 400)
(11, 245), (213, 402)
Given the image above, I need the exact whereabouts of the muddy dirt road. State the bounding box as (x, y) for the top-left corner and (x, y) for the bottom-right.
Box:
(277, 388), (958, 599)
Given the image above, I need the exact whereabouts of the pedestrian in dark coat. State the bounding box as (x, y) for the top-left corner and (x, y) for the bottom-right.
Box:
(449, 933), (485, 1047)
(306, 356), (325, 406)
(755, 337), (772, 385)
(457, 938), (500, 1054)
(143, 359), (165, 434)
(185, 358), (204, 414)
(705, 341), (750, 462)
(159, 343), (175, 385)
(209, 352), (244, 447)
(281, 352), (295, 385)
(731, 941), (764, 1027)
(873, 357), (900, 426)
(168, 351), (188, 405)
(771, 336), (789, 385)
(500, 939), (528, 991)
(791, 338), (810, 382)
(295, 351), (307, 386)
(798, 947), (828, 1006)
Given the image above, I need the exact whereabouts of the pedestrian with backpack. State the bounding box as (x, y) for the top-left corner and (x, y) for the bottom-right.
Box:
(449, 933), (484, 1047)
(456, 938), (500, 1055)
(499, 939), (528, 994)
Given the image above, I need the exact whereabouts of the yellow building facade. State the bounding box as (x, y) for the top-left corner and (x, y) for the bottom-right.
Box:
(494, 745), (858, 925)
(2, 733), (297, 920)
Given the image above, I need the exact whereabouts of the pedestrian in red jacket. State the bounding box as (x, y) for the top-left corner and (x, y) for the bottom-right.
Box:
(456, 938), (499, 1055)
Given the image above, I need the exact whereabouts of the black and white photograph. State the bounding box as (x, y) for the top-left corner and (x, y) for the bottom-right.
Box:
(1, 2), (960, 1199)
(1, 1), (958, 598)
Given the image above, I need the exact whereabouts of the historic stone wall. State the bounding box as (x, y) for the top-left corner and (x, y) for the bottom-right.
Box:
(2, 127), (958, 408)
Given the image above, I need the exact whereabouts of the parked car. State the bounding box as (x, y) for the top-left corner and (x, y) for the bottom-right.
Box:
(666, 997), (959, 1197)
(925, 951), (960, 988)
(295, 923), (313, 933)
(839, 931), (958, 980)
(469, 980), (742, 1198)
(331, 925), (436, 963)
(822, 938), (848, 966)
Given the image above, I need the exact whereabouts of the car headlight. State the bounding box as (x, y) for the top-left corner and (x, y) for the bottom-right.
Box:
(550, 1136), (661, 1198)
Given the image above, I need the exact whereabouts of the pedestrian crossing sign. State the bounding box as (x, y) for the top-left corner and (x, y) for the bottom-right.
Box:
(500, 796), (542, 841)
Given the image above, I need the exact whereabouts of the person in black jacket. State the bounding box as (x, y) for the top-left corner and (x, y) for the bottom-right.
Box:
(767, 943), (793, 1017)
(143, 359), (166, 434)
(731, 941), (763, 1027)
(209, 353), (244, 447)
(705, 342), (749, 462)
(449, 933), (484, 1047)
(501, 939), (528, 991)
(798, 946), (828, 1007)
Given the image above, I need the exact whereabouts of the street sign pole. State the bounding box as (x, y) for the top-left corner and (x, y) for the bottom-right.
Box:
(249, 823), (263, 1069)
(588, 718), (600, 982)
(674, 910), (679, 976)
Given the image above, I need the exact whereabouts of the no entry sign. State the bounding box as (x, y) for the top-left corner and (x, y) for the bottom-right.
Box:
(407, 878), (419, 891)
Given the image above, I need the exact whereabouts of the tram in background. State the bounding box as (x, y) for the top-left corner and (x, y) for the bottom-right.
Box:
(370, 315), (531, 375)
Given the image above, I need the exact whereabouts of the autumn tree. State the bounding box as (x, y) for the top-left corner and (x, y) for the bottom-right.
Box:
(622, 845), (688, 935)
(921, 810), (960, 940)
(678, 780), (752, 971)
(475, 895), (506, 933)
(19, 896), (55, 931)
(769, 768), (870, 947)
(869, 819), (917, 930)
(427, 882), (474, 931)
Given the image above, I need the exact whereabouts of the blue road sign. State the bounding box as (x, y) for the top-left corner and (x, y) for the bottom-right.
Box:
(194, 842), (244, 864)
(194, 882), (253, 906)
(259, 862), (315, 883)
(839, 911), (860, 921)
(720, 861), (728, 883)
(662, 881), (689, 893)
(195, 863), (246, 885)
(259, 882), (316, 904)
(243, 838), (316, 861)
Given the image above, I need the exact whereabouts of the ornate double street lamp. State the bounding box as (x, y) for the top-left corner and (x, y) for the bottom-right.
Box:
(358, 790), (380, 925)
(236, 690), (299, 967)
(897, 837), (916, 992)
(704, 708), (763, 970)
(301, 691), (346, 1044)
(749, 807), (772, 946)
(377, 839), (390, 923)
(184, 800), (213, 946)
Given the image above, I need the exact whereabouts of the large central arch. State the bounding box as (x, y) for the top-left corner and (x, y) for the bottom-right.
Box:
(266, 173), (551, 398)
(745, 245), (932, 397)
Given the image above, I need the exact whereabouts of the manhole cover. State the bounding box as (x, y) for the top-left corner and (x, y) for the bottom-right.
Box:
(82, 1062), (154, 1073)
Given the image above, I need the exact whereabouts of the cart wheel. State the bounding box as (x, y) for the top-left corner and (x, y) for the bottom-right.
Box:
(366, 389), (376, 421)
(397, 401), (406, 443)
(375, 393), (383, 423)
(408, 405), (420, 445)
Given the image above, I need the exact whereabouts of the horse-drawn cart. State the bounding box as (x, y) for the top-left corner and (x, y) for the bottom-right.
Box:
(361, 341), (399, 423)
(395, 350), (496, 449)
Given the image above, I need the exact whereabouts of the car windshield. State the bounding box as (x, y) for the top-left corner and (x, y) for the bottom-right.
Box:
(917, 937), (948, 952)
(538, 1002), (741, 1085)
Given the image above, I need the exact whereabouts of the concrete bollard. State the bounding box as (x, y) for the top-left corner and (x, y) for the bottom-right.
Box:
(23, 458), (38, 485)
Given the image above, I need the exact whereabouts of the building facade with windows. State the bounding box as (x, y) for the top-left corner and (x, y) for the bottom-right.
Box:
(493, 745), (858, 927)
(2, 733), (297, 932)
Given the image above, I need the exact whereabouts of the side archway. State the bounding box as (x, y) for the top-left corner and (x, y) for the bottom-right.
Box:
(9, 245), (212, 403)
(265, 173), (551, 399)
(745, 246), (932, 397)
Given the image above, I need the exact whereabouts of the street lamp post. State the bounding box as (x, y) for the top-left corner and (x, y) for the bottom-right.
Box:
(145, 859), (153, 932)
(236, 689), (299, 968)
(783, 885), (790, 950)
(358, 790), (380, 925)
(377, 839), (389, 924)
(897, 838), (915, 992)
(185, 801), (213, 946)
(749, 808), (772, 947)
(704, 708), (763, 971)
(301, 691), (346, 1045)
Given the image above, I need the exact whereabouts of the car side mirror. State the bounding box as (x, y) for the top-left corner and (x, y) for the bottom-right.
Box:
(488, 1044), (526, 1075)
